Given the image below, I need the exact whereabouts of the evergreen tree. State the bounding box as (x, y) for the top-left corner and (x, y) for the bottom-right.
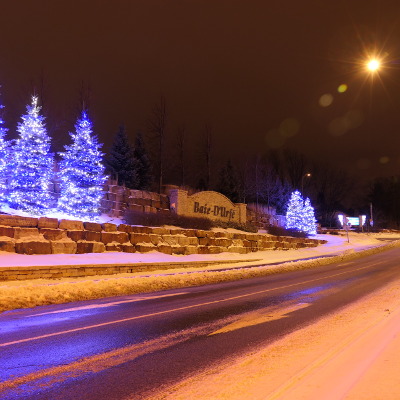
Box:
(0, 91), (10, 203)
(285, 190), (304, 231)
(302, 197), (317, 235)
(57, 111), (107, 220)
(106, 125), (138, 188)
(8, 96), (54, 215)
(216, 160), (240, 202)
(133, 132), (152, 190)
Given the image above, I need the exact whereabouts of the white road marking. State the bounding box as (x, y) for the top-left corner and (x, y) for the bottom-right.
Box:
(0, 261), (387, 348)
(29, 292), (188, 316)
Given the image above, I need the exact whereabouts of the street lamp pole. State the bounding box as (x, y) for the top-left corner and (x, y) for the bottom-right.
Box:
(301, 173), (311, 195)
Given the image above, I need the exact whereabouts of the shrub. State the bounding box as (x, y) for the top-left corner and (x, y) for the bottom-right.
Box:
(267, 225), (308, 238)
(123, 210), (213, 230)
(123, 210), (257, 232)
(212, 220), (258, 233)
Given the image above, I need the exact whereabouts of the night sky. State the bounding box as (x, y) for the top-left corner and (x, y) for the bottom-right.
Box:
(2, 0), (400, 180)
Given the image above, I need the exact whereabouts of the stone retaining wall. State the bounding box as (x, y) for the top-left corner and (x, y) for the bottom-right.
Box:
(0, 214), (326, 258)
(100, 183), (170, 217)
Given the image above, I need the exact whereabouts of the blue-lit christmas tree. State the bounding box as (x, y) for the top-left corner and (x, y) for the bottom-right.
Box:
(57, 111), (107, 220)
(8, 96), (54, 215)
(302, 197), (317, 235)
(285, 190), (304, 231)
(0, 90), (10, 203)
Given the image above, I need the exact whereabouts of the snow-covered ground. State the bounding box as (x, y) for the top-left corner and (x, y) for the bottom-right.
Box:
(1, 231), (399, 313)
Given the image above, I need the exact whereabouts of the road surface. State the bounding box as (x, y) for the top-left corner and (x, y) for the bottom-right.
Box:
(1, 246), (400, 399)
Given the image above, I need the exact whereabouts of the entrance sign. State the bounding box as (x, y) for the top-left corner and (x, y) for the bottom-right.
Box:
(169, 189), (247, 224)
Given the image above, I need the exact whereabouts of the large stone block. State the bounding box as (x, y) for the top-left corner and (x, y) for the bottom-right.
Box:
(214, 231), (227, 238)
(118, 224), (134, 233)
(15, 241), (52, 255)
(128, 204), (144, 212)
(0, 225), (15, 238)
(157, 244), (172, 255)
(177, 236), (192, 246)
(0, 239), (15, 252)
(131, 226), (153, 234)
(122, 244), (136, 253)
(101, 223), (118, 232)
(171, 246), (186, 255)
(130, 233), (152, 244)
(149, 227), (170, 235)
(181, 229), (197, 237)
(40, 228), (67, 241)
(38, 217), (59, 229)
(134, 198), (151, 206)
(83, 222), (102, 232)
(67, 230), (86, 241)
(148, 234), (162, 245)
(101, 231), (129, 244)
(227, 246), (250, 254)
(51, 241), (77, 254)
(76, 241), (105, 254)
(150, 200), (161, 208)
(162, 235), (180, 246)
(197, 246), (210, 254)
(198, 237), (210, 246)
(0, 215), (38, 227)
(184, 246), (198, 255)
(135, 243), (155, 253)
(215, 238), (232, 247)
(59, 219), (84, 230)
(13, 227), (40, 239)
(84, 231), (102, 242)
(105, 243), (123, 252)
(208, 246), (223, 254)
(129, 189), (142, 198)
(233, 233), (247, 240)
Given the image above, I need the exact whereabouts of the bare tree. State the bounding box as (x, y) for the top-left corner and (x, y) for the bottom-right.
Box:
(203, 124), (212, 190)
(176, 125), (186, 186)
(149, 96), (167, 193)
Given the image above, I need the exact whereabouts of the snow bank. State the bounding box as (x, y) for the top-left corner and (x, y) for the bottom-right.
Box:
(1, 232), (398, 313)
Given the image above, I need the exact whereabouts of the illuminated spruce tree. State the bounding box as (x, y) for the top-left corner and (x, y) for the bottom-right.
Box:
(57, 111), (107, 220)
(0, 91), (10, 203)
(285, 190), (304, 231)
(302, 197), (317, 235)
(8, 96), (54, 214)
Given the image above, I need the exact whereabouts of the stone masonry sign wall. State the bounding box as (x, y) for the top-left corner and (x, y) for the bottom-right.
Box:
(169, 189), (247, 224)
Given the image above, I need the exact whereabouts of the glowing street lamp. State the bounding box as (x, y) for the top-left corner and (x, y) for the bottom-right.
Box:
(366, 58), (381, 72)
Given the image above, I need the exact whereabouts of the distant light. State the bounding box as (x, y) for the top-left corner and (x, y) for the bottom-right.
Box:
(337, 84), (347, 93)
(366, 59), (380, 72)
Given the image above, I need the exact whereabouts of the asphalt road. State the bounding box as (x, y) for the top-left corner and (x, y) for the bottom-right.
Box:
(1, 247), (400, 400)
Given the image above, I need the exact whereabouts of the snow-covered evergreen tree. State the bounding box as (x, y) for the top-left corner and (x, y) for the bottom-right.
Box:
(285, 190), (304, 231)
(8, 96), (54, 215)
(0, 90), (10, 203)
(57, 111), (107, 220)
(105, 125), (138, 188)
(133, 132), (152, 190)
(302, 197), (317, 235)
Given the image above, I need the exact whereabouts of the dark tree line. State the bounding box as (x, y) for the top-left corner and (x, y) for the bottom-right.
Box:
(104, 96), (384, 228)
(105, 127), (152, 190)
